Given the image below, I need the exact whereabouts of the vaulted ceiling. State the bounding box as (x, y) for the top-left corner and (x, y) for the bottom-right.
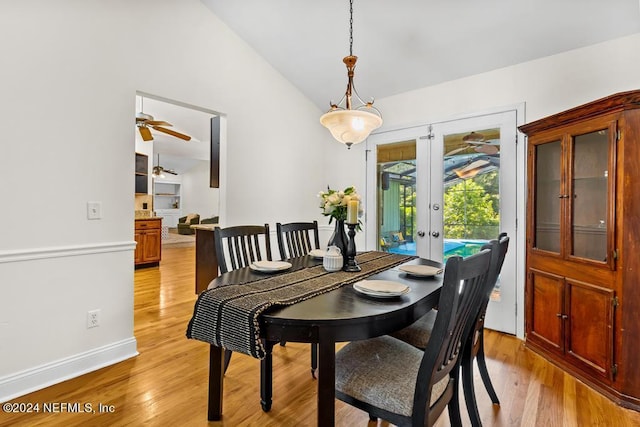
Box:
(202, 0), (640, 110)
(143, 1), (640, 172)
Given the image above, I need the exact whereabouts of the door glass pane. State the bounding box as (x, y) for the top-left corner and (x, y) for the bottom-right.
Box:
(572, 130), (608, 261)
(535, 141), (561, 253)
(442, 129), (500, 263)
(376, 141), (417, 255)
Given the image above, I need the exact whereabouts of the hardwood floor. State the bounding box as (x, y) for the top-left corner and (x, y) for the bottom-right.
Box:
(3, 246), (640, 426)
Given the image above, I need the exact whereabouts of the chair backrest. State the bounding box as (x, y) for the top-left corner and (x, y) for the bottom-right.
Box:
(465, 233), (510, 354)
(214, 224), (272, 273)
(275, 221), (320, 260)
(413, 248), (492, 426)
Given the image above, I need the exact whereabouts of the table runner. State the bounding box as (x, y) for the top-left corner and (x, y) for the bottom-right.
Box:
(186, 251), (415, 359)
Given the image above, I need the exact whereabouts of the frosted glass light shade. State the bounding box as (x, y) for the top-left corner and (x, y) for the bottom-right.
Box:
(320, 109), (382, 147)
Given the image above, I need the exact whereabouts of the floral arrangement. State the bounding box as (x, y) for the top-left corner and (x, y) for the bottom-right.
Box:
(318, 186), (363, 224)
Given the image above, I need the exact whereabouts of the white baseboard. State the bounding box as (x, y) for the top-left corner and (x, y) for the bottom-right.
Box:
(0, 337), (138, 403)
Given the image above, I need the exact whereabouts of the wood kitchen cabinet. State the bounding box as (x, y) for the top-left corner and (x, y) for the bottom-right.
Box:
(520, 90), (640, 410)
(135, 218), (162, 267)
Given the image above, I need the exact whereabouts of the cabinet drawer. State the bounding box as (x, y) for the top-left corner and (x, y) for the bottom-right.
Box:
(135, 219), (161, 230)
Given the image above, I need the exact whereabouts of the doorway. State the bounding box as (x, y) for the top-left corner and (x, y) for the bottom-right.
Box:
(366, 109), (520, 334)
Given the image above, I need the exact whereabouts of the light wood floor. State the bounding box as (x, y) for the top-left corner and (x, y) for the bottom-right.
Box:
(3, 247), (640, 426)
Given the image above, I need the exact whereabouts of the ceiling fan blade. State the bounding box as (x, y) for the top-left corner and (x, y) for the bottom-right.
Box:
(474, 144), (500, 155)
(139, 126), (153, 141)
(164, 169), (178, 175)
(152, 126), (192, 141)
(462, 131), (485, 142)
(445, 145), (471, 156)
(146, 120), (172, 126)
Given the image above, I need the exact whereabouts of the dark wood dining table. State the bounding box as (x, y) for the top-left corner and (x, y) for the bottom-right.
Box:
(204, 254), (443, 426)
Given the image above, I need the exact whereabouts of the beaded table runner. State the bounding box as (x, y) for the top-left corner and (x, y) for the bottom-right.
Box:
(186, 251), (415, 358)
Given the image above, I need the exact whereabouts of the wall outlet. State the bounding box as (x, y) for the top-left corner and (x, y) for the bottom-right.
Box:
(87, 201), (102, 220)
(87, 309), (100, 328)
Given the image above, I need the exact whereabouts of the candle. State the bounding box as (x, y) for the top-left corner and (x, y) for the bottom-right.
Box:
(347, 199), (359, 224)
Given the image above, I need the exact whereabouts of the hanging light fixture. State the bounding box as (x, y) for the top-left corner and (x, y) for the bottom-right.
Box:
(320, 0), (382, 149)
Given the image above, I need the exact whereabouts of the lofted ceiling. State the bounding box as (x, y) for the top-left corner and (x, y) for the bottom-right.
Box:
(201, 0), (640, 111)
(137, 1), (640, 173)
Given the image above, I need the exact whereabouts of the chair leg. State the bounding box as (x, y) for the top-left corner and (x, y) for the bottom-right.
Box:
(279, 340), (286, 347)
(310, 343), (318, 379)
(462, 355), (482, 427)
(260, 341), (275, 412)
(447, 378), (464, 427)
(477, 333), (500, 405)
(223, 350), (233, 374)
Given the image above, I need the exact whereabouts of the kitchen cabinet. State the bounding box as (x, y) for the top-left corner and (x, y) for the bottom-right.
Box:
(134, 218), (162, 267)
(520, 90), (640, 410)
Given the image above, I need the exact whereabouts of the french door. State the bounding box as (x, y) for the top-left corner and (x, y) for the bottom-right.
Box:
(366, 110), (518, 334)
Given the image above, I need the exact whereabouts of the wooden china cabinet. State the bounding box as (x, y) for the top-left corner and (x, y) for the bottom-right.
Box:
(519, 90), (640, 410)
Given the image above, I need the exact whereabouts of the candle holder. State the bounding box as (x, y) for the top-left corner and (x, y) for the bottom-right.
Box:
(343, 223), (361, 272)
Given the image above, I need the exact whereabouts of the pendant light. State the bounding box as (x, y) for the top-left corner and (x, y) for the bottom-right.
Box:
(320, 0), (382, 149)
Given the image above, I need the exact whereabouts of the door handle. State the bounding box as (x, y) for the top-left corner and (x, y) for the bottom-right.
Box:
(431, 231), (440, 238)
(417, 230), (426, 237)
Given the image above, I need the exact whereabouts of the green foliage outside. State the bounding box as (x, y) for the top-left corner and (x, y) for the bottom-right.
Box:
(444, 171), (499, 239)
(399, 184), (416, 240)
(388, 170), (499, 242)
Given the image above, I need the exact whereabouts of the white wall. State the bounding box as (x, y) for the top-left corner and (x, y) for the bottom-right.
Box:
(181, 160), (219, 219)
(0, 0), (329, 401)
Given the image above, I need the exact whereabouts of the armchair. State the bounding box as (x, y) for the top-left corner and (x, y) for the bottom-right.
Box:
(200, 216), (219, 225)
(177, 214), (200, 235)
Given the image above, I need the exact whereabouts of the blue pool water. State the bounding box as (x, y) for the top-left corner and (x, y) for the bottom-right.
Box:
(388, 239), (487, 259)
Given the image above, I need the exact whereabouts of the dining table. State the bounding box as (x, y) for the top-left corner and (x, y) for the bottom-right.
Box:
(187, 252), (444, 427)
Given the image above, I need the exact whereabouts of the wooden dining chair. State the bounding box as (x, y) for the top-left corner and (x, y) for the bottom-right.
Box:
(461, 233), (509, 426)
(275, 221), (320, 260)
(213, 224), (276, 411)
(275, 221), (321, 377)
(335, 248), (492, 426)
(390, 234), (509, 426)
(213, 224), (272, 370)
(214, 224), (272, 274)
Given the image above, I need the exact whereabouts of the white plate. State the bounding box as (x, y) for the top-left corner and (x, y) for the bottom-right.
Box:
(353, 280), (410, 298)
(250, 260), (292, 272)
(309, 249), (325, 259)
(399, 265), (443, 277)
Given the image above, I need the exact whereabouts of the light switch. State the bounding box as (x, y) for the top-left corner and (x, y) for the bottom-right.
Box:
(87, 201), (102, 220)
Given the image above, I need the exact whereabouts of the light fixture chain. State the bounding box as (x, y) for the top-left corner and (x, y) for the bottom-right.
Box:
(349, 0), (353, 56)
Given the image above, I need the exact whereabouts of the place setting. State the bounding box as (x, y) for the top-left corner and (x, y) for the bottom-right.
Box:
(398, 264), (443, 278)
(249, 260), (293, 273)
(352, 279), (410, 299)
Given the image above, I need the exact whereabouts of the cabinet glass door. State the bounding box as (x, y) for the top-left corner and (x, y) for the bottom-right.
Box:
(570, 130), (609, 262)
(534, 140), (562, 253)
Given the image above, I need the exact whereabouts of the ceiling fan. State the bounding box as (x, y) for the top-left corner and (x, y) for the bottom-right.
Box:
(445, 131), (499, 156)
(136, 97), (192, 142)
(152, 154), (177, 177)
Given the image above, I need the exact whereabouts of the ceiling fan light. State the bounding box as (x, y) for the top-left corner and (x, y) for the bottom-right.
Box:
(320, 109), (382, 147)
(136, 112), (154, 122)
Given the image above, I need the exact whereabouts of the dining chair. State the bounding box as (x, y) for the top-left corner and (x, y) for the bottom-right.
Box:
(335, 248), (493, 426)
(214, 224), (272, 274)
(461, 233), (509, 426)
(390, 234), (509, 426)
(275, 221), (321, 259)
(275, 221), (320, 378)
(213, 223), (281, 411)
(212, 224), (273, 384)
